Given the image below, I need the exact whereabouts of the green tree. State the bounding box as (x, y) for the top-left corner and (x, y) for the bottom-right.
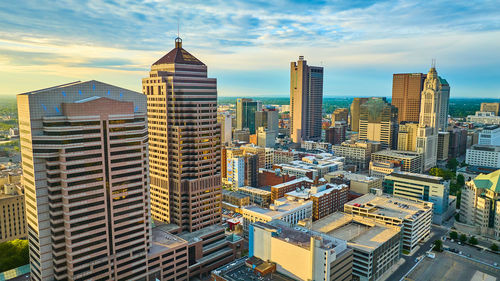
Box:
(459, 234), (467, 243)
(0, 239), (29, 272)
(456, 174), (465, 186)
(450, 231), (458, 240)
(491, 243), (499, 252)
(433, 239), (443, 252)
(447, 158), (459, 171)
(455, 213), (460, 222)
(469, 236), (478, 245)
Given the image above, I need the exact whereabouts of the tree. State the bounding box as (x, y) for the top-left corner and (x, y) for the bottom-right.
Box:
(491, 243), (499, 252)
(447, 158), (459, 171)
(456, 174), (465, 186)
(433, 239), (443, 252)
(469, 236), (478, 245)
(450, 231), (458, 240)
(459, 234), (467, 243)
(0, 239), (29, 272)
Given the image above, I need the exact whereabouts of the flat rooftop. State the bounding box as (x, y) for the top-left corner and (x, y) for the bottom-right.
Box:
(272, 177), (311, 189)
(178, 224), (226, 244)
(388, 171), (444, 184)
(212, 257), (296, 281)
(150, 226), (187, 255)
(326, 171), (380, 183)
(372, 150), (422, 158)
(345, 193), (432, 220)
(243, 199), (311, 218)
(237, 186), (271, 195)
(223, 189), (250, 199)
(312, 212), (400, 251)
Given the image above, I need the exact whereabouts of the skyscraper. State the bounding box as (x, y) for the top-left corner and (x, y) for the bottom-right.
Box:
(236, 98), (260, 134)
(350, 98), (369, 132)
(17, 81), (188, 281)
(290, 56), (323, 143)
(358, 98), (399, 149)
(391, 73), (426, 123)
(416, 66), (450, 170)
(143, 37), (221, 232)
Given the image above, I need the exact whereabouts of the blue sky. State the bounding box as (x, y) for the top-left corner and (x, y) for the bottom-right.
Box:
(0, 0), (499, 98)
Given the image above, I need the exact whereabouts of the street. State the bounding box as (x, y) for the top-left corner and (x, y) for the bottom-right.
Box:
(385, 225), (448, 281)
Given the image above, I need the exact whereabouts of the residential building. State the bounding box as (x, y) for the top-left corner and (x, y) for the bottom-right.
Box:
(371, 150), (423, 173)
(325, 171), (383, 195)
(369, 160), (401, 179)
(466, 111), (500, 125)
(0, 185), (26, 243)
(480, 102), (500, 116)
(461, 169), (500, 238)
(264, 148), (274, 169)
(333, 140), (381, 171)
(325, 122), (348, 145)
(397, 122), (418, 151)
(218, 112), (232, 145)
(344, 194), (433, 251)
(236, 98), (260, 134)
(466, 145), (500, 168)
(416, 66), (450, 170)
(243, 153), (259, 187)
(383, 172), (450, 222)
(235, 186), (271, 207)
(271, 177), (314, 201)
(273, 149), (300, 165)
(332, 108), (349, 123)
(358, 97), (398, 150)
(241, 144), (266, 169)
(285, 183), (349, 220)
(144, 38), (221, 231)
(17, 80), (188, 281)
(437, 131), (450, 161)
(241, 198), (312, 234)
(448, 127), (467, 158)
(478, 125), (500, 146)
(350, 98), (369, 132)
(290, 56), (323, 143)
(313, 213), (401, 281)
(391, 73), (426, 123)
(301, 140), (332, 151)
(227, 157), (245, 187)
(246, 220), (353, 281)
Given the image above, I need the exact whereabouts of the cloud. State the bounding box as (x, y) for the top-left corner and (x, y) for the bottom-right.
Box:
(0, 0), (499, 97)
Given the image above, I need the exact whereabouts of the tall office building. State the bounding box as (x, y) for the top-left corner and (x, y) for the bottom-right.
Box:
(350, 98), (369, 132)
(480, 102), (500, 116)
(416, 66), (450, 170)
(290, 56), (323, 143)
(358, 98), (399, 149)
(17, 81), (188, 281)
(391, 73), (426, 123)
(143, 37), (221, 232)
(217, 112), (232, 145)
(236, 98), (260, 134)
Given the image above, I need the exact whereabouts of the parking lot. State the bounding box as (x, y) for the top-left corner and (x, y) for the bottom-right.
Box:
(442, 238), (500, 267)
(406, 251), (499, 281)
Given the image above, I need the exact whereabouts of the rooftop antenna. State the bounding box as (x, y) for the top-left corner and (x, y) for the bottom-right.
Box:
(431, 58), (436, 68)
(177, 18), (180, 38)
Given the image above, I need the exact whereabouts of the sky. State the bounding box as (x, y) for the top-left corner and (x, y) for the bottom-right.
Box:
(0, 0), (499, 98)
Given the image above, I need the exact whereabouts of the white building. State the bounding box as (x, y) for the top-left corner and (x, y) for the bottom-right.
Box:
(276, 154), (344, 180)
(257, 127), (276, 148)
(478, 125), (500, 146)
(466, 145), (500, 168)
(227, 157), (245, 187)
(466, 111), (500, 125)
(217, 112), (232, 145)
(241, 197), (312, 234)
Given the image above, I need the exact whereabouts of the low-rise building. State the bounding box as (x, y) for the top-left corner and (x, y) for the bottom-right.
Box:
(383, 172), (450, 223)
(344, 193), (433, 251)
(270, 177), (314, 201)
(466, 145), (500, 168)
(222, 190), (250, 210)
(258, 168), (296, 188)
(325, 171), (383, 195)
(313, 212), (401, 281)
(273, 149), (300, 164)
(478, 125), (500, 146)
(371, 150), (423, 173)
(247, 220), (353, 281)
(235, 186), (271, 207)
(466, 111), (500, 125)
(285, 183), (349, 221)
(332, 140), (381, 171)
(240, 198), (313, 234)
(369, 160), (401, 179)
(0, 185), (26, 243)
(460, 169), (500, 239)
(274, 154), (344, 180)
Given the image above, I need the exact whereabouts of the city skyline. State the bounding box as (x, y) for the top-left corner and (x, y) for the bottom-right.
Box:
(1, 0), (499, 98)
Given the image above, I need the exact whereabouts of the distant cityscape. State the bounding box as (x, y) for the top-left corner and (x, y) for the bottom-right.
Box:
(0, 21), (499, 281)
